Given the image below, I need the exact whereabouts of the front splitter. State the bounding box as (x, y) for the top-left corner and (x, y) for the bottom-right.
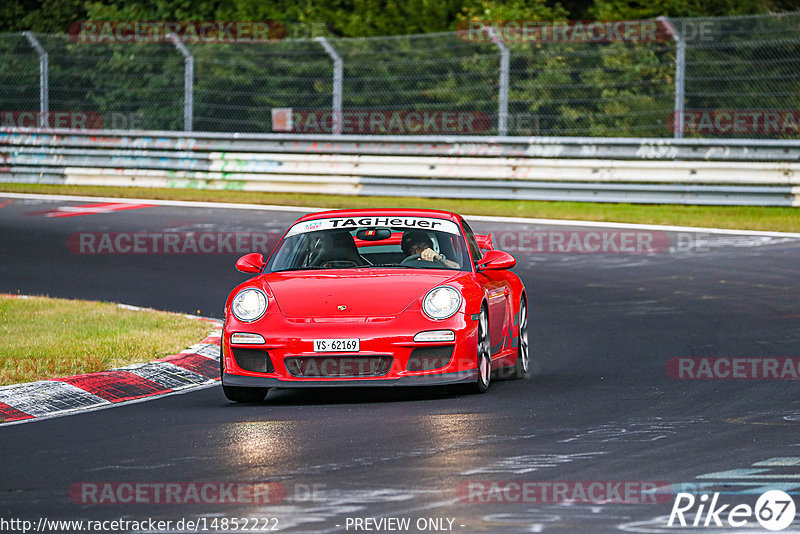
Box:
(222, 369), (479, 388)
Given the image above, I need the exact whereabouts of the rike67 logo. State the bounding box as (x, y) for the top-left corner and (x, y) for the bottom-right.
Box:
(668, 490), (796, 531)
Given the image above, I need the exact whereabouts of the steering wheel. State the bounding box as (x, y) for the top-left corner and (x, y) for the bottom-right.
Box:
(401, 254), (445, 267)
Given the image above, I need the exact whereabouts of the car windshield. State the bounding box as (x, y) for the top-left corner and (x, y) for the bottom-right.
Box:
(266, 217), (471, 272)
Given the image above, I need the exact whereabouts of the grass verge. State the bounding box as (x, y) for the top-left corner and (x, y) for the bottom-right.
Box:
(1, 183), (799, 232)
(0, 294), (214, 386)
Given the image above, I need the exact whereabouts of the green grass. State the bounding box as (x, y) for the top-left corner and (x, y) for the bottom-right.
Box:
(2, 183), (799, 232)
(0, 295), (214, 386)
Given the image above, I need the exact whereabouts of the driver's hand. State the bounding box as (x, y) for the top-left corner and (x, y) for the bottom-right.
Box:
(420, 247), (442, 262)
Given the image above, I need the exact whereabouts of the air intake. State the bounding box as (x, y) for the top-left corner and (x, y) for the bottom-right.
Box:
(232, 348), (274, 373)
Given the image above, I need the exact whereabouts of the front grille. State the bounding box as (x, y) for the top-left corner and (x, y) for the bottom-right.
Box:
(284, 356), (393, 377)
(407, 346), (453, 372)
(232, 348), (274, 373)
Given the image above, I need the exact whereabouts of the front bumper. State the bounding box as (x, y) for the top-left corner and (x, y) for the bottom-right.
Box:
(223, 310), (479, 384)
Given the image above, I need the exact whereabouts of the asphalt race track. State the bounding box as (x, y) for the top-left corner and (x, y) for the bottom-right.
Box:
(1, 194), (800, 533)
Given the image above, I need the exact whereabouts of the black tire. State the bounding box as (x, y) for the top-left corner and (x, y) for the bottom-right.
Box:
(220, 342), (269, 403)
(222, 384), (269, 403)
(511, 298), (529, 379)
(473, 307), (492, 394)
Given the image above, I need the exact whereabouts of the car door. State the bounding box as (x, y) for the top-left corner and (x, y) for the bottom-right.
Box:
(482, 270), (511, 356)
(461, 220), (511, 358)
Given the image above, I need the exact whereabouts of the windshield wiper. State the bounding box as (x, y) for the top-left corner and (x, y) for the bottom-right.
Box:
(359, 263), (408, 268)
(274, 263), (422, 272)
(272, 266), (337, 272)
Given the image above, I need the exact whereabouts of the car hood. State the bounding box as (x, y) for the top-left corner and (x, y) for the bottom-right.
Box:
(263, 270), (462, 318)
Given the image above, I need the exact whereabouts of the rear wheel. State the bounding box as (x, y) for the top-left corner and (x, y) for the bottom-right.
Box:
(220, 343), (269, 403)
(511, 299), (529, 379)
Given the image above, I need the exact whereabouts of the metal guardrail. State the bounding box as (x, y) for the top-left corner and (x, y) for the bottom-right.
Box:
(3, 129), (800, 160)
(1, 129), (799, 206)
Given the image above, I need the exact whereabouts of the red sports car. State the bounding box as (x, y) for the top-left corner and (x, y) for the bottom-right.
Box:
(221, 208), (528, 402)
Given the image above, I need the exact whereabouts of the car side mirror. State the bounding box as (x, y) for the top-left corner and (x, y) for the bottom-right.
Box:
(476, 249), (516, 271)
(235, 253), (265, 274)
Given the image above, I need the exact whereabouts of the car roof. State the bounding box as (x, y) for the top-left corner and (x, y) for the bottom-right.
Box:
(295, 208), (463, 224)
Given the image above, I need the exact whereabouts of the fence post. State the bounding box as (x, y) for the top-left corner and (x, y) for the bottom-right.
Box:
(316, 37), (343, 135)
(659, 17), (686, 139)
(22, 32), (48, 128)
(168, 33), (194, 132)
(485, 27), (510, 136)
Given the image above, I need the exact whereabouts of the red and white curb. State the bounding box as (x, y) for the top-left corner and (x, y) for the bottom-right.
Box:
(0, 300), (222, 425)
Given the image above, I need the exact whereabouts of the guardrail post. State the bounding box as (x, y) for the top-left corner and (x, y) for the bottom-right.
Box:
(22, 32), (48, 128)
(659, 17), (686, 139)
(485, 27), (510, 136)
(168, 33), (194, 132)
(316, 37), (343, 135)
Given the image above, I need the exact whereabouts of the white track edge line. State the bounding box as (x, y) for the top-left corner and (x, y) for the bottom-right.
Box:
(3, 191), (798, 238)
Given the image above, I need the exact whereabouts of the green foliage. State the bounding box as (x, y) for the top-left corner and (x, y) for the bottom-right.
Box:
(590, 0), (777, 19)
(458, 0), (568, 20)
(1, 1), (797, 137)
(1, 0), (789, 35)
(4, 0), (88, 33)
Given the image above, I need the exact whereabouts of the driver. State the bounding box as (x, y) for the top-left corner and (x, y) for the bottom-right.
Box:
(401, 230), (460, 268)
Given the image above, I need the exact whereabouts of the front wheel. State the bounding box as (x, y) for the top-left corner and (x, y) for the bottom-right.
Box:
(473, 307), (492, 394)
(222, 384), (269, 403)
(220, 343), (269, 403)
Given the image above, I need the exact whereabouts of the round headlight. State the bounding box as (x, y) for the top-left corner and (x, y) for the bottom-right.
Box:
(231, 289), (268, 322)
(422, 286), (462, 320)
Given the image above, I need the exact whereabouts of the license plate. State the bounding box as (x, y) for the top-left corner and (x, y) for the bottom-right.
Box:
(313, 338), (360, 352)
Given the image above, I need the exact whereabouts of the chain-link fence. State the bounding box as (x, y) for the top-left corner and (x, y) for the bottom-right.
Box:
(1, 12), (799, 138)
